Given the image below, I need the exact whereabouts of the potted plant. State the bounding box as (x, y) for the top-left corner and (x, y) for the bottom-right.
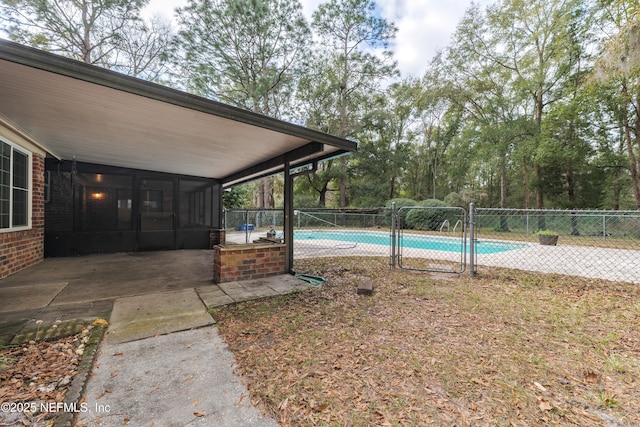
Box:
(537, 229), (559, 246)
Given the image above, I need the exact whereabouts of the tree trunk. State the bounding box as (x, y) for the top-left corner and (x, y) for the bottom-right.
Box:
(318, 181), (328, 208)
(81, 0), (92, 63)
(265, 176), (274, 208)
(500, 159), (508, 209)
(389, 176), (396, 200)
(339, 157), (347, 208)
(255, 177), (275, 209)
(613, 167), (622, 210)
(432, 156), (437, 200)
(258, 178), (266, 209)
(533, 88), (546, 230)
(522, 160), (530, 209)
(534, 89), (545, 211)
(498, 159), (509, 232)
(535, 162), (546, 230)
(623, 107), (640, 208)
(634, 90), (640, 208)
(534, 163), (544, 209)
(566, 118), (577, 209)
(566, 168), (576, 205)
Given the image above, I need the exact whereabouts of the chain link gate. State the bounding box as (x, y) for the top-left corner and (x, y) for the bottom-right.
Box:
(392, 204), (469, 273)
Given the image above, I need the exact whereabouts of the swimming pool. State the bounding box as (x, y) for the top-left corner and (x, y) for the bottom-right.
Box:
(295, 230), (525, 254)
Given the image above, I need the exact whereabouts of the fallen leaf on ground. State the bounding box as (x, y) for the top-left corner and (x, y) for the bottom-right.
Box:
(538, 397), (552, 412)
(585, 372), (598, 383)
(208, 257), (640, 427)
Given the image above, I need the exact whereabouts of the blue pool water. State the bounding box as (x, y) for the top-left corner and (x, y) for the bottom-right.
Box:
(295, 230), (525, 254)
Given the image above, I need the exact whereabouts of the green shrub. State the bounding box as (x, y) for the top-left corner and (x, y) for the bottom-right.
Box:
(384, 198), (418, 210)
(384, 198), (418, 223)
(404, 199), (452, 230)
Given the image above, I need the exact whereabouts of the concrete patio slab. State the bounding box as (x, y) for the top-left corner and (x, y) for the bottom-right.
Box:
(218, 282), (262, 299)
(104, 288), (214, 345)
(268, 274), (313, 293)
(196, 286), (236, 308)
(50, 252), (215, 305)
(246, 285), (280, 298)
(198, 274), (314, 308)
(0, 282), (68, 313)
(77, 327), (277, 427)
(0, 251), (215, 309)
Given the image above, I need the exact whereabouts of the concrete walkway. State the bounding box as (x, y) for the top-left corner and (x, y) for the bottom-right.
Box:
(78, 328), (277, 427)
(0, 250), (313, 427)
(78, 279), (306, 427)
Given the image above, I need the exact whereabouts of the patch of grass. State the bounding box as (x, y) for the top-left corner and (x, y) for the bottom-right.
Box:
(605, 352), (626, 373)
(213, 257), (640, 426)
(598, 391), (619, 409)
(0, 345), (16, 370)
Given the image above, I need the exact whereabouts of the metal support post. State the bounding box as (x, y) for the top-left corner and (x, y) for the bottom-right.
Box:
(284, 160), (294, 273)
(244, 210), (249, 243)
(391, 202), (396, 269)
(469, 203), (475, 277)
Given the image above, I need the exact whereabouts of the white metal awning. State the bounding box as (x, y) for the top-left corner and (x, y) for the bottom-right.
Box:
(0, 40), (356, 186)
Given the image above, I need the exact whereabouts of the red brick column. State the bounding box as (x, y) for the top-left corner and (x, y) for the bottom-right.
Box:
(213, 243), (286, 283)
(209, 229), (226, 248)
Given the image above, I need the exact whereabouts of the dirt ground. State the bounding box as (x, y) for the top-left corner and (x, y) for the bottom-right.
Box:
(212, 257), (640, 426)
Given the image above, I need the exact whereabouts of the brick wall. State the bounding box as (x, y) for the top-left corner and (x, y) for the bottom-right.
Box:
(0, 153), (45, 279)
(209, 229), (226, 248)
(213, 243), (286, 283)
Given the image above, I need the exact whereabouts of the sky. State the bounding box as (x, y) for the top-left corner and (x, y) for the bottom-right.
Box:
(144, 0), (495, 78)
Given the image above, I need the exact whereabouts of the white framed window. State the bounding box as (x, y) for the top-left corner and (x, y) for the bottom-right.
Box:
(0, 138), (31, 231)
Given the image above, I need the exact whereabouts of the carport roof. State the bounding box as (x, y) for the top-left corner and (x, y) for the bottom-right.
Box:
(0, 40), (356, 186)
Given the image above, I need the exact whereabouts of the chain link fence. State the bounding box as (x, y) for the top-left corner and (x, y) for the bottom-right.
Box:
(224, 208), (392, 260)
(223, 207), (640, 283)
(291, 208), (391, 261)
(224, 209), (285, 243)
(473, 208), (640, 283)
(395, 206), (468, 273)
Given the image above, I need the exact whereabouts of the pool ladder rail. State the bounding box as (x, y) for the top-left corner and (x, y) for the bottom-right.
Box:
(440, 220), (463, 234)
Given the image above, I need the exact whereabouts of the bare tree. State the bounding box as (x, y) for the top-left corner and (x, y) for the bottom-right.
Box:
(0, 0), (173, 79)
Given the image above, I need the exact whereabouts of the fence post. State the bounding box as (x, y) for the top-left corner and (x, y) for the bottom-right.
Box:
(469, 203), (475, 277)
(244, 210), (249, 243)
(391, 202), (397, 269)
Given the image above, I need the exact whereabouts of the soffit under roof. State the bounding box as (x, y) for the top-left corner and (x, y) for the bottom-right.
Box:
(0, 40), (356, 185)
